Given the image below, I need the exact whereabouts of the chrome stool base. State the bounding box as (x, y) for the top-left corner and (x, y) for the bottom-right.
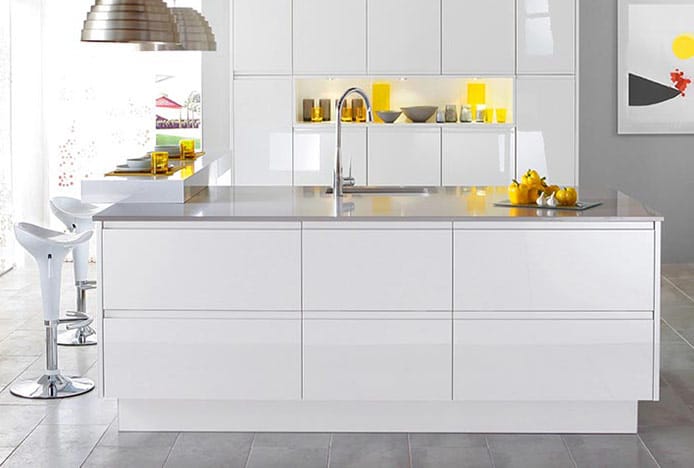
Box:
(58, 326), (97, 346)
(10, 374), (94, 399)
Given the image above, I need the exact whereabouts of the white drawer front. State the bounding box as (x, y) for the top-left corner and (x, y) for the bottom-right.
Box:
(103, 228), (301, 310)
(454, 319), (654, 401)
(304, 319), (452, 401)
(303, 228), (452, 311)
(454, 229), (655, 311)
(104, 318), (301, 400)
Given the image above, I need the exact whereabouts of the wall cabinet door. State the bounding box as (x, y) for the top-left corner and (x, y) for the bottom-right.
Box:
(367, 0), (440, 74)
(516, 76), (575, 186)
(233, 0), (292, 74)
(442, 0), (515, 74)
(303, 223), (452, 311)
(293, 0), (366, 74)
(304, 318), (451, 400)
(104, 318), (301, 400)
(517, 0), (575, 74)
(293, 127), (366, 186)
(442, 128), (515, 186)
(234, 79), (293, 185)
(368, 127), (441, 186)
(454, 319), (654, 401)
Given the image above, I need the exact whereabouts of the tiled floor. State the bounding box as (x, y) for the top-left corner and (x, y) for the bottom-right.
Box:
(1, 264), (694, 468)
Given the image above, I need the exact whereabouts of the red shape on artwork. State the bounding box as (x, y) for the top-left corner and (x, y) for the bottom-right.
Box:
(671, 68), (692, 96)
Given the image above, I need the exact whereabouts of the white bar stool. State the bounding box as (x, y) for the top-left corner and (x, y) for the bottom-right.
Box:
(49, 197), (102, 346)
(11, 222), (95, 399)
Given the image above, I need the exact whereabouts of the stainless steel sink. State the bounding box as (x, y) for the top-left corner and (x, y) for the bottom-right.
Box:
(326, 186), (433, 195)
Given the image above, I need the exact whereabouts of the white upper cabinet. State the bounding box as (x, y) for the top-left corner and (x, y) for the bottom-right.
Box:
(442, 0), (515, 75)
(368, 127), (441, 186)
(293, 0), (367, 75)
(234, 79), (293, 185)
(517, 0), (575, 74)
(442, 128), (516, 186)
(234, 0), (292, 74)
(367, 0), (441, 74)
(294, 127), (367, 186)
(516, 76), (575, 186)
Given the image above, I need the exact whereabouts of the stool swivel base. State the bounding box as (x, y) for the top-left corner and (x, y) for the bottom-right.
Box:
(58, 280), (97, 347)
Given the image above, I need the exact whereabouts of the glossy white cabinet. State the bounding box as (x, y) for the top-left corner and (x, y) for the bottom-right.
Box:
(293, 127), (366, 186)
(442, 128), (516, 186)
(233, 0), (292, 74)
(234, 79), (293, 185)
(516, 76), (576, 186)
(102, 225), (301, 310)
(454, 319), (654, 401)
(454, 226), (655, 311)
(293, 0), (366, 75)
(368, 127), (441, 186)
(367, 0), (440, 74)
(517, 0), (575, 74)
(104, 318), (301, 400)
(303, 223), (452, 311)
(304, 318), (451, 400)
(442, 0), (515, 74)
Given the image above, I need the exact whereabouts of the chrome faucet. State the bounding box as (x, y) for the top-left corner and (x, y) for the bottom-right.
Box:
(333, 87), (373, 197)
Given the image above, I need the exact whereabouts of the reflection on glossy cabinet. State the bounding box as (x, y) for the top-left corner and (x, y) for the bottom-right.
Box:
(233, 0), (292, 74)
(442, 0), (515, 74)
(517, 0), (575, 74)
(454, 319), (654, 401)
(442, 128), (515, 186)
(516, 76), (576, 186)
(234, 79), (293, 185)
(368, 0), (440, 74)
(293, 127), (366, 186)
(368, 127), (441, 186)
(304, 318), (452, 401)
(293, 0), (366, 74)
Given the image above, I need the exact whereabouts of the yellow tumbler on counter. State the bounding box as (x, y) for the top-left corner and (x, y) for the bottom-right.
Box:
(179, 139), (195, 158)
(150, 152), (169, 175)
(372, 82), (391, 123)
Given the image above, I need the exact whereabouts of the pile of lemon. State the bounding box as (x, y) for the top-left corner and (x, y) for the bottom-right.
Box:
(508, 170), (578, 207)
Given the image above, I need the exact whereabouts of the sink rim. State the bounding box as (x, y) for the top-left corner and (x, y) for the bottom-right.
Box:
(325, 186), (434, 195)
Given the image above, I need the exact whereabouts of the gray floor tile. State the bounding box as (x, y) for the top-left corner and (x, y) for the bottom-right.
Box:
(661, 282), (694, 306)
(247, 447), (328, 468)
(331, 433), (408, 451)
(662, 263), (694, 280)
(640, 425), (694, 468)
(254, 432), (330, 449)
(82, 445), (172, 468)
(661, 322), (686, 344)
(487, 435), (574, 468)
(666, 278), (694, 302)
(563, 435), (658, 468)
(98, 421), (178, 448)
(2, 423), (107, 468)
(663, 368), (694, 406)
(329, 446), (409, 468)
(0, 355), (36, 390)
(411, 446), (493, 468)
(0, 447), (13, 465)
(661, 343), (694, 371)
(43, 396), (117, 426)
(0, 330), (45, 357)
(639, 377), (694, 429)
(409, 433), (487, 449)
(0, 405), (45, 447)
(164, 432), (253, 468)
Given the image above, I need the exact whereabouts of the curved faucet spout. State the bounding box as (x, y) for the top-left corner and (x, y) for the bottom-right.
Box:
(334, 87), (373, 197)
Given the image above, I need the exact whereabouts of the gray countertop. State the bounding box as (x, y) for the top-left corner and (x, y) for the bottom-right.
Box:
(94, 186), (663, 222)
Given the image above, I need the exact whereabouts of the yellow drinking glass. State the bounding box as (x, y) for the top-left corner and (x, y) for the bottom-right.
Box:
(484, 108), (495, 124)
(179, 139), (195, 159)
(496, 108), (508, 124)
(341, 105), (353, 122)
(150, 152), (169, 175)
(311, 106), (323, 123)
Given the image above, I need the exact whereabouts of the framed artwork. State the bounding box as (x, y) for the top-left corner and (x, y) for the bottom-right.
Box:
(619, 0), (694, 134)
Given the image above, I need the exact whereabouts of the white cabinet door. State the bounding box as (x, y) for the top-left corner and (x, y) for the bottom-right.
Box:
(303, 224), (452, 311)
(293, 0), (366, 74)
(442, 128), (515, 186)
(233, 0), (292, 74)
(367, 0), (440, 74)
(517, 0), (575, 74)
(102, 226), (301, 310)
(304, 318), (451, 400)
(516, 76), (576, 186)
(104, 318), (301, 400)
(454, 227), (655, 311)
(234, 79), (293, 185)
(293, 127), (367, 186)
(442, 0), (515, 74)
(454, 319), (654, 401)
(368, 127), (441, 186)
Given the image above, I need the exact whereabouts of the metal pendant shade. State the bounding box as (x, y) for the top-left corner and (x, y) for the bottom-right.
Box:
(140, 7), (217, 51)
(80, 0), (180, 46)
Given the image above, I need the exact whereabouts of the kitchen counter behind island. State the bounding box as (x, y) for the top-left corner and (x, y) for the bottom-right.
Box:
(94, 186), (661, 433)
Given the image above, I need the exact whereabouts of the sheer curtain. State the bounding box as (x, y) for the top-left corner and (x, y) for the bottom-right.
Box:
(0, 0), (13, 274)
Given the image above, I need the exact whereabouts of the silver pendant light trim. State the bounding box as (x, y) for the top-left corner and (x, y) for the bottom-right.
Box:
(139, 7), (217, 51)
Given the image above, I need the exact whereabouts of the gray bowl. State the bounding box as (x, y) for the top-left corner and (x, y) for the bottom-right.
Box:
(376, 110), (402, 124)
(401, 106), (438, 123)
(154, 145), (180, 156)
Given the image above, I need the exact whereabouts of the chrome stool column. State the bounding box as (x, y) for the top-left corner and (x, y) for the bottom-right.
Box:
(11, 222), (95, 399)
(50, 197), (102, 346)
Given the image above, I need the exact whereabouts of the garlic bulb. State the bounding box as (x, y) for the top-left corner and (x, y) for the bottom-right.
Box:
(536, 193), (546, 207)
(546, 193), (557, 207)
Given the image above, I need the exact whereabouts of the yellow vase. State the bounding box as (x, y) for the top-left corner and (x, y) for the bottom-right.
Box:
(372, 82), (391, 123)
(467, 82), (487, 106)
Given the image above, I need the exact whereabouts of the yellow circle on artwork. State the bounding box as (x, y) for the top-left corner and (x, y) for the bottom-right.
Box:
(673, 34), (694, 59)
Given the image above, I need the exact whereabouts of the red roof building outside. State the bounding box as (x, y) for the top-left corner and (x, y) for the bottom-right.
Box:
(156, 96), (182, 109)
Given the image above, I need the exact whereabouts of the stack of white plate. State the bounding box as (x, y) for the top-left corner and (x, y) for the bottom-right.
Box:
(154, 145), (180, 156)
(116, 156), (151, 173)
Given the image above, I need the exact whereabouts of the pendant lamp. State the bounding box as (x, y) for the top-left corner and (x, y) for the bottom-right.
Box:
(139, 7), (216, 51)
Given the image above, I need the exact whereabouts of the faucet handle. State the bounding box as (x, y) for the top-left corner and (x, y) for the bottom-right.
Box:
(343, 157), (355, 186)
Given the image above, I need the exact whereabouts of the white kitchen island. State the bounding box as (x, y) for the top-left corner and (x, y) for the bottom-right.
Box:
(93, 186), (662, 433)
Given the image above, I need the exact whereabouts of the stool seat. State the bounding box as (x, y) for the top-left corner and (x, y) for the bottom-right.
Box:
(49, 197), (102, 230)
(15, 222), (92, 251)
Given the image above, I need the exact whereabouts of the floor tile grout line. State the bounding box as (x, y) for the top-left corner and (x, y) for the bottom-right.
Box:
(407, 433), (412, 468)
(662, 318), (694, 351)
(559, 435), (578, 468)
(484, 435), (496, 468)
(79, 417), (115, 468)
(663, 276), (694, 305)
(0, 355), (41, 395)
(637, 434), (663, 468)
(1, 413), (46, 467)
(161, 431), (181, 468)
(243, 433), (256, 468)
(326, 433), (333, 468)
